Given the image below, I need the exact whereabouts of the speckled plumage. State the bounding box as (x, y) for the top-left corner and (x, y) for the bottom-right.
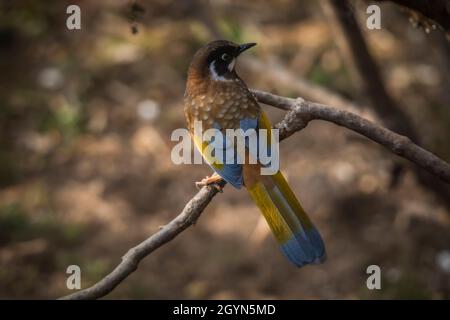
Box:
(183, 40), (326, 268)
(184, 77), (260, 132)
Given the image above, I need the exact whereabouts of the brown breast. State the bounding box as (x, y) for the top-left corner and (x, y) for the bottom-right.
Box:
(184, 78), (260, 133)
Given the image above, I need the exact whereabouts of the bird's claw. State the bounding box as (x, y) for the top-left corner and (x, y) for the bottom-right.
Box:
(195, 181), (206, 189)
(195, 175), (224, 192)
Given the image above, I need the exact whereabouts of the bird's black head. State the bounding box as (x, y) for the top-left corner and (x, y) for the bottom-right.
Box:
(188, 40), (256, 82)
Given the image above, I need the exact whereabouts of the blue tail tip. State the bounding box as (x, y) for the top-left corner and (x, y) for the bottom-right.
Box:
(280, 227), (326, 268)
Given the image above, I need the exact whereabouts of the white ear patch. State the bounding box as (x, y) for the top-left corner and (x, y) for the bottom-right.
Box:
(209, 60), (232, 82)
(227, 58), (236, 72)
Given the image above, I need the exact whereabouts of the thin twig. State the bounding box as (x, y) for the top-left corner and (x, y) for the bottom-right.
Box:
(60, 89), (450, 300)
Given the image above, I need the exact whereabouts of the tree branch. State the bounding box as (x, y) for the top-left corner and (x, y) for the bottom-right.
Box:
(321, 0), (450, 207)
(253, 90), (450, 183)
(59, 89), (450, 300)
(243, 57), (373, 116)
(59, 185), (222, 300)
(320, 0), (417, 137)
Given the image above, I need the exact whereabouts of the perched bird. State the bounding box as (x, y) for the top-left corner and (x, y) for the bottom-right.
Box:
(184, 40), (326, 267)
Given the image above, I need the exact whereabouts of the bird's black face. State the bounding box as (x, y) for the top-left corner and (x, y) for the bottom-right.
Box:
(190, 40), (256, 81)
(207, 46), (238, 80)
(207, 42), (256, 80)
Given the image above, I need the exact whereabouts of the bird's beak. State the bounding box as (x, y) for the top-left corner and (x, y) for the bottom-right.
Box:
(237, 42), (257, 55)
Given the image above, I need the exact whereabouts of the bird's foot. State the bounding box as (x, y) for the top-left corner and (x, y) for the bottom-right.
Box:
(195, 175), (224, 192)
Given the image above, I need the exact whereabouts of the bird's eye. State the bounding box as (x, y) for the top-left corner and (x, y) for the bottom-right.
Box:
(221, 53), (231, 62)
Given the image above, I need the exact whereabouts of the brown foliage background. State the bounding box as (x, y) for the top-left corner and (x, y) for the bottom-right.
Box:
(0, 0), (449, 299)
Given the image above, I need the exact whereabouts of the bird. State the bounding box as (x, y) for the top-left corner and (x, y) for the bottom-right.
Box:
(184, 40), (326, 267)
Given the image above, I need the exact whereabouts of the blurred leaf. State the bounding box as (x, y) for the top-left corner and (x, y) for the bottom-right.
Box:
(218, 18), (244, 43)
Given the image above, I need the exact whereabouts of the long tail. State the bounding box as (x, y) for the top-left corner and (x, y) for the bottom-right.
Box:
(244, 164), (326, 267)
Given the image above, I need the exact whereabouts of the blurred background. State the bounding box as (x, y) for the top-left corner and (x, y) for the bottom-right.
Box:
(0, 0), (449, 299)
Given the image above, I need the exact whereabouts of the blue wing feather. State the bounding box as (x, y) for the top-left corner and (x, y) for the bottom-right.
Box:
(201, 117), (259, 189)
